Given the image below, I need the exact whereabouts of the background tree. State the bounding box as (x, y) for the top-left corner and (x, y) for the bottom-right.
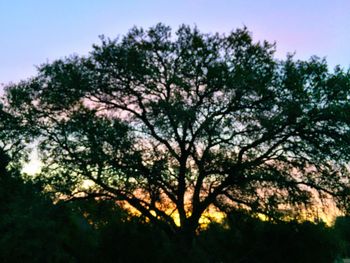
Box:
(5, 24), (350, 241)
(0, 98), (30, 171)
(0, 107), (96, 262)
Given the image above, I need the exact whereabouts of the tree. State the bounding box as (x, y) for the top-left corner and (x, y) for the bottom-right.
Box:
(0, 102), (98, 262)
(0, 99), (30, 172)
(5, 24), (350, 241)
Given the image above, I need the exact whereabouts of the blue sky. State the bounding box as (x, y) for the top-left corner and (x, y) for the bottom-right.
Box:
(1, 0), (350, 84)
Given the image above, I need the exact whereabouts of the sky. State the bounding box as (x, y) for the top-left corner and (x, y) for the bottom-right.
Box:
(0, 0), (350, 85)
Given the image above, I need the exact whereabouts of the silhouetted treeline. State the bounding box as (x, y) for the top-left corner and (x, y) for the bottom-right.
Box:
(0, 149), (346, 262)
(0, 150), (95, 262)
(1, 163), (350, 263)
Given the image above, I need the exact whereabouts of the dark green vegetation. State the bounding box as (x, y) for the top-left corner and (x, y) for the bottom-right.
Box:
(2, 24), (350, 261)
(0, 166), (349, 263)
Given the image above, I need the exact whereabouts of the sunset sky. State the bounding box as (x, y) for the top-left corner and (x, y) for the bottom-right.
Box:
(0, 0), (350, 85)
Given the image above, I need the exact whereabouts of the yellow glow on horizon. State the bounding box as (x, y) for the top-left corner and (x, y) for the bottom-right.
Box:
(22, 151), (42, 175)
(81, 179), (95, 189)
(20, 150), (342, 227)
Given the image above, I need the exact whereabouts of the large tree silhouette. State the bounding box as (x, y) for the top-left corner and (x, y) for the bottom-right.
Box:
(5, 24), (350, 240)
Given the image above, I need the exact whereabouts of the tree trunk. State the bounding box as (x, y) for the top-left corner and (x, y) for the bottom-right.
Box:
(175, 217), (200, 252)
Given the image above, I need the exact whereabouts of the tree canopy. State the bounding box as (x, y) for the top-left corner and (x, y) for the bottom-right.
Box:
(5, 23), (350, 240)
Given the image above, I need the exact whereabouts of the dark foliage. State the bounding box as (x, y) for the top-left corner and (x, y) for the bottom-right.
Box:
(0, 153), (345, 262)
(0, 150), (96, 263)
(199, 211), (340, 263)
(334, 216), (350, 258)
